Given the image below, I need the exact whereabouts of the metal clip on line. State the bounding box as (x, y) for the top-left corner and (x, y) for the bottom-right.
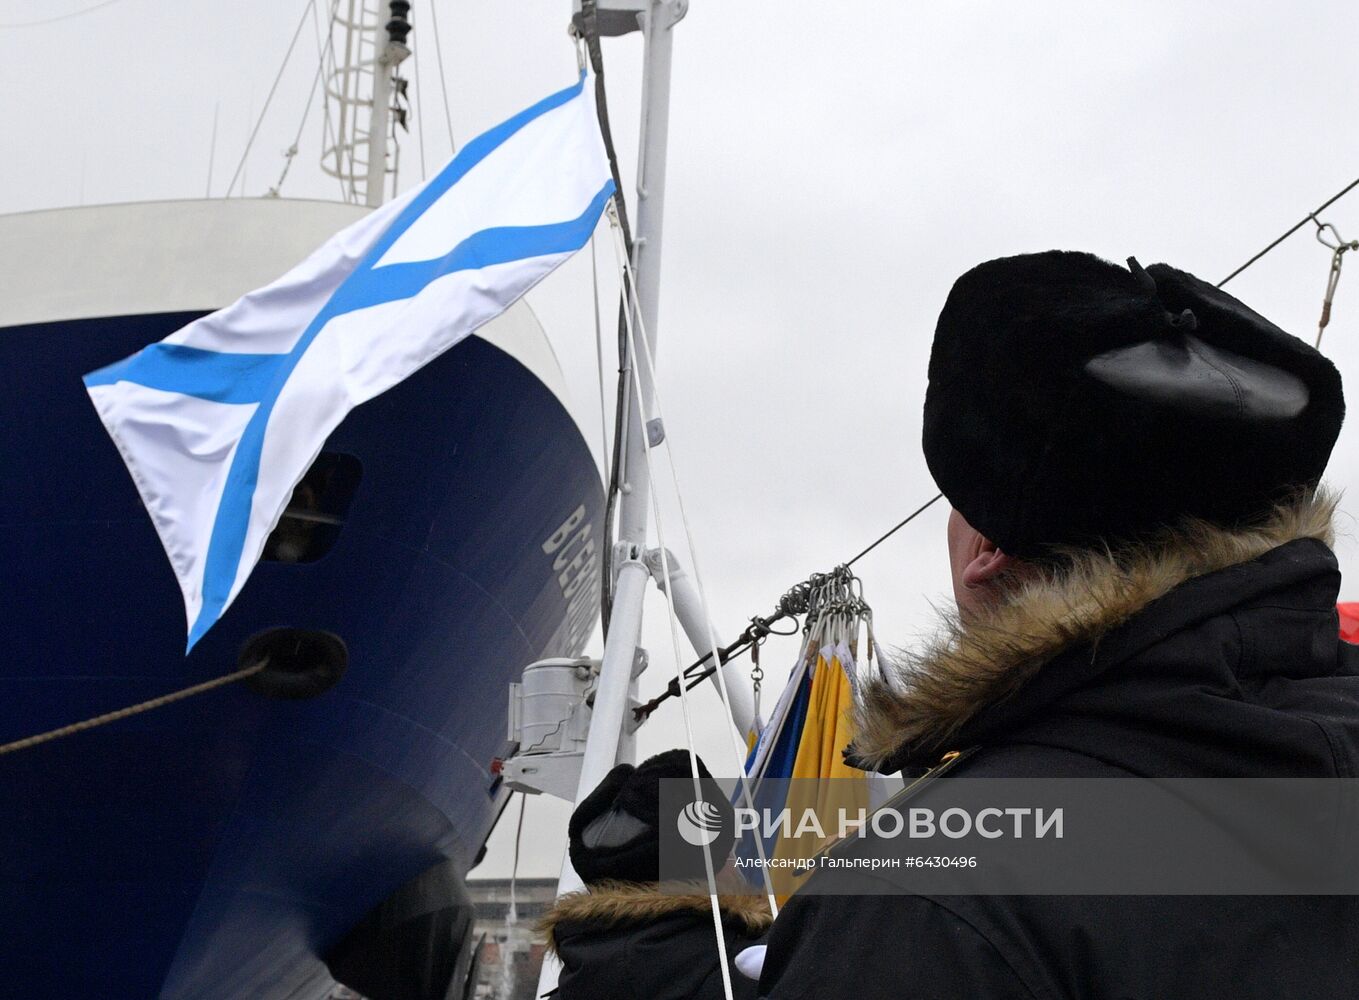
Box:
(749, 640), (763, 725)
(630, 489), (950, 722)
(1313, 217), (1359, 347)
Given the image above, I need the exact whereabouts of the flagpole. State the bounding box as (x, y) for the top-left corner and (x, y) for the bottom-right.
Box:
(615, 1), (681, 548)
(365, 2), (412, 207)
(532, 11), (684, 989)
(569, 0), (687, 868)
(537, 3), (686, 990)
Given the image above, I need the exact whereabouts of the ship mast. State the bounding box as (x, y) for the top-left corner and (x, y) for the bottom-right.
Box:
(531, 3), (691, 990)
(365, 2), (411, 206)
(563, 0), (689, 892)
(323, 0), (411, 205)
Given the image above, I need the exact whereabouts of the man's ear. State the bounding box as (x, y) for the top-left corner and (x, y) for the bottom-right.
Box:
(960, 541), (1016, 590)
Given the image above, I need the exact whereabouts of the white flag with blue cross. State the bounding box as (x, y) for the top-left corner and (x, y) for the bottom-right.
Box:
(84, 72), (615, 650)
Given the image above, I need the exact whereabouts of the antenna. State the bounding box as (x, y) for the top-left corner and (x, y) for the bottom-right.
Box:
(322, 0), (411, 206)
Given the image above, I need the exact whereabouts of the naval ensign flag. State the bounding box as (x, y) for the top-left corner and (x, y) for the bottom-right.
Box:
(84, 73), (615, 650)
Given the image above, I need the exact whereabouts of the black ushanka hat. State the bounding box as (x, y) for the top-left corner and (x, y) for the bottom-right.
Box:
(568, 749), (734, 885)
(923, 251), (1345, 559)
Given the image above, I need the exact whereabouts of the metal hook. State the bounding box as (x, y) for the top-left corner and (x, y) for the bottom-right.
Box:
(1313, 218), (1359, 253)
(1313, 221), (1357, 348)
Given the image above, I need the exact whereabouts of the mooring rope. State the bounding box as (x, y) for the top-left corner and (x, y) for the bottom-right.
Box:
(0, 659), (268, 757)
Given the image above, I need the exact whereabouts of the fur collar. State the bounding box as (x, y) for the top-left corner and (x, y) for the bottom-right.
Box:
(852, 491), (1338, 770)
(540, 879), (772, 955)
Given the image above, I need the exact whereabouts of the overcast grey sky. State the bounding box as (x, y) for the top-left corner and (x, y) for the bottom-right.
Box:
(6, 0), (1359, 879)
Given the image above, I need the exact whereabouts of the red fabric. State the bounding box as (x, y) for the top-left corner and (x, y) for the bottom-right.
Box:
(1341, 603), (1359, 644)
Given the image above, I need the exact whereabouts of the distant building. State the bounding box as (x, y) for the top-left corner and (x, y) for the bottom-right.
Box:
(468, 878), (558, 1000)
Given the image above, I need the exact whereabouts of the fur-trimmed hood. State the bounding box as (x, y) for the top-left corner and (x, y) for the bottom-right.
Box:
(540, 879), (772, 956)
(852, 491), (1339, 771)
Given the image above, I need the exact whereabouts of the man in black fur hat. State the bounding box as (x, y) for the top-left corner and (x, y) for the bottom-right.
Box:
(543, 252), (1358, 999)
(754, 251), (1359, 998)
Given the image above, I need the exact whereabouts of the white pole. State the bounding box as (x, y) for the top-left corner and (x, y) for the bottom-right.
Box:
(559, 556), (649, 897)
(365, 0), (413, 207)
(365, 25), (394, 208)
(644, 549), (756, 737)
(538, 4), (686, 994)
(564, 0), (687, 857)
(535, 558), (648, 994)
(616, 0), (683, 547)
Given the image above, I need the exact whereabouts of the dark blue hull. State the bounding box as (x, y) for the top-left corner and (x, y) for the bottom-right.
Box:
(0, 311), (602, 998)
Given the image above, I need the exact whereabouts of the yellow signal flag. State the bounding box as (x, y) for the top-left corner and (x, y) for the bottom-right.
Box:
(768, 649), (869, 902)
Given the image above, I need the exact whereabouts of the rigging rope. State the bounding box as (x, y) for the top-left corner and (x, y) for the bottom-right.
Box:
(410, 13), (428, 181)
(308, 0), (349, 202)
(1217, 174), (1359, 288)
(508, 791), (526, 925)
(270, 0), (343, 197)
(0, 660), (268, 757)
(608, 207), (782, 919)
(575, 0), (638, 636)
(845, 493), (945, 568)
(225, 0), (318, 198)
(0, 0), (128, 29)
(206, 103), (220, 197)
(635, 494), (946, 721)
(607, 217), (751, 1000)
(590, 232), (611, 464)
(498, 791), (527, 998)
(427, 0), (457, 153)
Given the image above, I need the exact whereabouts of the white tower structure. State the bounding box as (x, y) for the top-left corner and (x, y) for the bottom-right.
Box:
(322, 0), (412, 206)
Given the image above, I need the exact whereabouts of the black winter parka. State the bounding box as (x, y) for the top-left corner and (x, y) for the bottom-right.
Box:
(759, 493), (1359, 999)
(543, 880), (770, 1000)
